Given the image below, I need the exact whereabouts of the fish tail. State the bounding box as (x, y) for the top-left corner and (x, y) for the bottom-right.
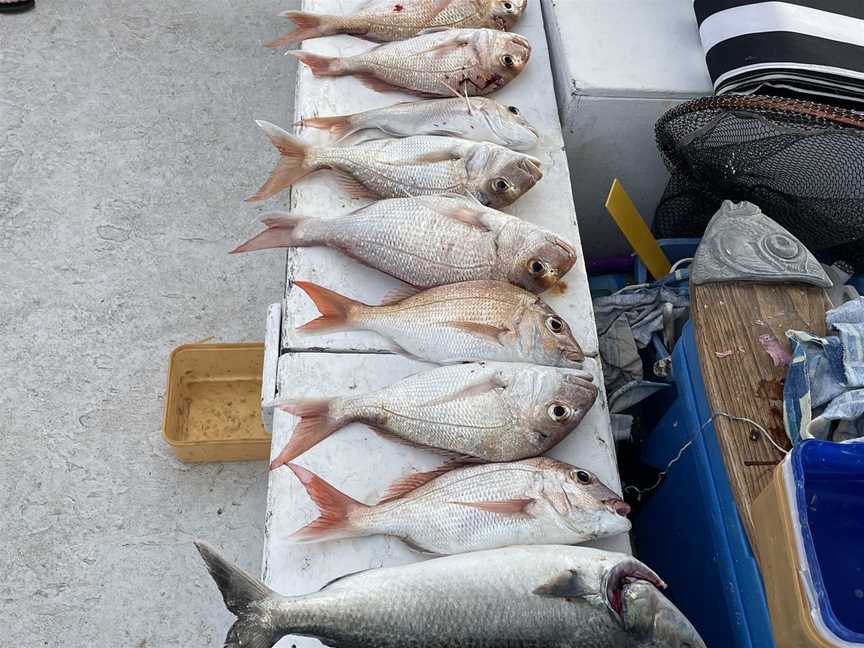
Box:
(265, 11), (339, 48)
(286, 50), (344, 78)
(230, 213), (309, 254)
(294, 281), (365, 333)
(195, 541), (283, 648)
(247, 121), (317, 203)
(267, 398), (342, 469)
(300, 114), (356, 141)
(286, 463), (369, 542)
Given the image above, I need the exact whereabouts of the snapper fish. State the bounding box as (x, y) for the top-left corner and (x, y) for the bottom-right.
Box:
(300, 97), (539, 151)
(266, 362), (597, 469)
(284, 458), (631, 554)
(288, 28), (531, 97)
(247, 122), (542, 207)
(196, 542), (707, 648)
(267, 0), (528, 46)
(232, 196), (576, 293)
(290, 280), (585, 366)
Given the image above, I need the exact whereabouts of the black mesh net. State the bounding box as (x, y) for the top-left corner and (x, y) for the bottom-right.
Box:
(653, 95), (864, 271)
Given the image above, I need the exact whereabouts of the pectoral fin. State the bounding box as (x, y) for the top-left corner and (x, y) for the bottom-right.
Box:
(444, 321), (511, 345)
(423, 372), (507, 406)
(450, 498), (534, 516)
(533, 570), (594, 600)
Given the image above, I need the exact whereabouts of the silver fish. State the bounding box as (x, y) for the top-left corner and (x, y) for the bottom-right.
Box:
(301, 97), (540, 151)
(268, 0), (528, 46)
(288, 28), (531, 97)
(196, 542), (707, 648)
(291, 280), (585, 366)
(248, 122), (542, 207)
(285, 458), (631, 554)
(232, 196), (576, 293)
(267, 362), (597, 468)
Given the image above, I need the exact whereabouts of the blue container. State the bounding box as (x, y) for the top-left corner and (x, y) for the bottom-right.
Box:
(792, 440), (864, 642)
(634, 238), (701, 285)
(634, 322), (775, 648)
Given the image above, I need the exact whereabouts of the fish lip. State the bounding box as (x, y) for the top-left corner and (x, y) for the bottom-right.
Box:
(519, 157), (543, 181)
(564, 347), (585, 363)
(604, 498), (631, 517)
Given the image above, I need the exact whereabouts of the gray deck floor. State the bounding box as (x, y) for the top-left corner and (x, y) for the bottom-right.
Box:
(1, 2), (297, 644)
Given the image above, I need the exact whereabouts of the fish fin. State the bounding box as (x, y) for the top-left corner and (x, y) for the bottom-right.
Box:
(378, 461), (466, 504)
(294, 281), (364, 334)
(380, 284), (421, 306)
(367, 426), (474, 462)
(533, 569), (594, 601)
(422, 373), (507, 406)
(413, 34), (472, 56)
(411, 149), (462, 164)
(300, 114), (356, 140)
(353, 71), (428, 96)
(247, 121), (315, 202)
(444, 321), (512, 345)
(420, 198), (490, 231)
(451, 498), (535, 516)
(286, 463), (367, 542)
(266, 12), (332, 47)
(269, 398), (341, 469)
(332, 172), (378, 200)
(286, 50), (344, 78)
(194, 541), (282, 648)
(231, 213), (307, 253)
(602, 559), (667, 620)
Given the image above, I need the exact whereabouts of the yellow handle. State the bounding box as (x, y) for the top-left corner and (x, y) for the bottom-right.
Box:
(605, 179), (671, 280)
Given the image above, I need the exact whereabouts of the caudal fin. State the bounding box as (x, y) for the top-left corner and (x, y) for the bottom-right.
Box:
(287, 463), (368, 542)
(247, 121), (315, 203)
(286, 50), (342, 78)
(269, 398), (342, 469)
(195, 541), (282, 648)
(300, 114), (356, 141)
(265, 11), (334, 48)
(231, 214), (308, 254)
(294, 281), (364, 334)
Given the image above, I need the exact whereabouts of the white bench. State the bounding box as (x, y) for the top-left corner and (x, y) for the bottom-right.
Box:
(540, 0), (713, 257)
(259, 3), (629, 645)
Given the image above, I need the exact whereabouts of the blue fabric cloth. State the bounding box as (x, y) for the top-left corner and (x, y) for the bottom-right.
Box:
(784, 297), (864, 443)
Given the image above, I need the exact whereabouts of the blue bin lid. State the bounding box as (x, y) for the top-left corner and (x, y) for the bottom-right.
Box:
(792, 440), (864, 643)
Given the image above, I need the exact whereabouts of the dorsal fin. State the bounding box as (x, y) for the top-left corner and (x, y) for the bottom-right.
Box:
(378, 461), (466, 504)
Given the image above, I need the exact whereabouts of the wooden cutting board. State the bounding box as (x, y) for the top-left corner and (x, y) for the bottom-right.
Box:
(691, 282), (828, 544)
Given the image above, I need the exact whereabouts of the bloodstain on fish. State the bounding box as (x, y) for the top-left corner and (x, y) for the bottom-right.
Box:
(393, 4), (404, 11)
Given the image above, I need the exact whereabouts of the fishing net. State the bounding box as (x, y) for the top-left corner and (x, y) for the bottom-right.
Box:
(653, 95), (864, 271)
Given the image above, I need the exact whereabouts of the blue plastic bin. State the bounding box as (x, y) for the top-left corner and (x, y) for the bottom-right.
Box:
(793, 440), (864, 642)
(634, 321), (775, 648)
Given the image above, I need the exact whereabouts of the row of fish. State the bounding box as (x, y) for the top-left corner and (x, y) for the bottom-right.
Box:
(196, 3), (707, 647)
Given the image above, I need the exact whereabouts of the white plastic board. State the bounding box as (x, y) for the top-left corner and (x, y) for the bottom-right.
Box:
(263, 352), (629, 648)
(276, 0), (599, 355)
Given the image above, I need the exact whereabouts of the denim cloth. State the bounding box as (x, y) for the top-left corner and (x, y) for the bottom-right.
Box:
(784, 297), (864, 443)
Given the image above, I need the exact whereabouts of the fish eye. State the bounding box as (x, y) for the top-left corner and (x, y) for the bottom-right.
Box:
(504, 1), (513, 10)
(547, 403), (572, 422)
(492, 177), (511, 193)
(572, 469), (593, 484)
(545, 316), (564, 333)
(528, 259), (546, 276)
(501, 54), (515, 68)
(507, 105), (520, 115)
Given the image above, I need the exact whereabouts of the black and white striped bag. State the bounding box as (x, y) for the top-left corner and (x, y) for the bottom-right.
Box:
(694, 1), (864, 106)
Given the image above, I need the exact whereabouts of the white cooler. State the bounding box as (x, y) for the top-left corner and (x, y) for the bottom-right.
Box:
(540, 0), (713, 257)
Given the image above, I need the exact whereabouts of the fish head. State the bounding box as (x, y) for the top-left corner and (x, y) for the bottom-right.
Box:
(516, 369), (597, 452)
(488, 0), (528, 32)
(618, 579), (706, 648)
(482, 100), (539, 150)
(467, 145), (542, 208)
(517, 299), (585, 366)
(490, 32), (531, 81)
(530, 458), (632, 537)
(504, 227), (577, 292)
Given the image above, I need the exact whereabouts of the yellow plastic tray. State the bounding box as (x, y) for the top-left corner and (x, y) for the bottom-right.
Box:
(163, 343), (270, 463)
(752, 460), (837, 648)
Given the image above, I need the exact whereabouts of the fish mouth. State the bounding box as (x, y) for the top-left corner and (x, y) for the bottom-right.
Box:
(604, 498), (631, 517)
(563, 346), (585, 363)
(519, 157), (543, 182)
